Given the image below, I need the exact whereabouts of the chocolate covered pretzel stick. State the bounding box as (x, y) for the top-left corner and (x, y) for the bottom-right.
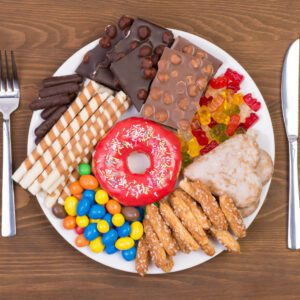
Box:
(39, 82), (80, 98)
(40, 92), (129, 192)
(19, 87), (113, 190)
(29, 94), (75, 111)
(12, 80), (104, 183)
(42, 74), (82, 88)
(41, 106), (60, 120)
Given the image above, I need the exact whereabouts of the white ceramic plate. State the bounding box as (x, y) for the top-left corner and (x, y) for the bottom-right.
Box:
(27, 29), (275, 274)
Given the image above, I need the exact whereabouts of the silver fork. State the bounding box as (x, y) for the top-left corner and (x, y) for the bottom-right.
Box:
(0, 50), (20, 237)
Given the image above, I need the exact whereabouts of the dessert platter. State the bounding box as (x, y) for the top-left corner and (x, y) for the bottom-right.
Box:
(14, 16), (274, 275)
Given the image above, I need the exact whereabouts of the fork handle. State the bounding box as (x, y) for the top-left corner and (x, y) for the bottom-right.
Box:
(288, 138), (300, 249)
(1, 118), (16, 237)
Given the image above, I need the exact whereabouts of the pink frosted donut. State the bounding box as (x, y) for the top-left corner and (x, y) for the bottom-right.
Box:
(93, 117), (181, 206)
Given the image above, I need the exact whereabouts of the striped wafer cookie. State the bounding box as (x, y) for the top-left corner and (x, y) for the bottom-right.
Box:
(41, 92), (129, 192)
(13, 80), (108, 183)
(19, 89), (113, 190)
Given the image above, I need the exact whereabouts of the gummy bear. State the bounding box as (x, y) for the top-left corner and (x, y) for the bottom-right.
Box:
(231, 93), (244, 105)
(227, 81), (240, 93)
(210, 124), (228, 142)
(212, 110), (230, 125)
(199, 96), (213, 106)
(224, 68), (244, 84)
(187, 137), (202, 158)
(208, 95), (224, 112)
(198, 106), (211, 126)
(181, 152), (193, 170)
(243, 93), (261, 112)
(208, 118), (217, 128)
(200, 140), (219, 155)
(192, 128), (209, 146)
(224, 102), (240, 116)
(226, 115), (240, 136)
(241, 113), (259, 130)
(210, 76), (228, 89)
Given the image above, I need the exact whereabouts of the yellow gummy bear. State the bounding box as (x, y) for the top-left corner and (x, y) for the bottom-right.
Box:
(198, 106), (211, 126)
(212, 111), (230, 125)
(187, 137), (202, 158)
(232, 93), (244, 105)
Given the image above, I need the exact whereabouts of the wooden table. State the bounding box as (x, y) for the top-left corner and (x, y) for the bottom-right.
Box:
(0, 0), (299, 299)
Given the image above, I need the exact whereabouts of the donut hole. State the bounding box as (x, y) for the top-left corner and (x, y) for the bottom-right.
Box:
(127, 151), (151, 174)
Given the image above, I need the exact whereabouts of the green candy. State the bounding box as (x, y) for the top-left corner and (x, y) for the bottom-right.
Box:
(78, 163), (91, 175)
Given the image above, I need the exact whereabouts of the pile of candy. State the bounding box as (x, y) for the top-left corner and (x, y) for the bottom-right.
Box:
(178, 68), (261, 159)
(60, 163), (144, 262)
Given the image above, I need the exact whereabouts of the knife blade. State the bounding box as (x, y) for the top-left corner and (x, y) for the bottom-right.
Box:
(281, 38), (300, 250)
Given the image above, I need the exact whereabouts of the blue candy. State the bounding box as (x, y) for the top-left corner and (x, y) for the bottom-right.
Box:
(88, 204), (106, 219)
(84, 223), (100, 241)
(122, 247), (137, 261)
(103, 213), (113, 227)
(105, 244), (118, 255)
(136, 207), (144, 222)
(102, 229), (118, 246)
(117, 222), (131, 237)
(82, 190), (95, 204)
(76, 197), (91, 216)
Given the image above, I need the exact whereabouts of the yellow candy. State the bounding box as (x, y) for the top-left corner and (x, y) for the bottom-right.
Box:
(187, 137), (202, 158)
(208, 95), (224, 112)
(64, 196), (78, 216)
(232, 93), (244, 105)
(97, 220), (109, 233)
(130, 221), (144, 240)
(212, 111), (230, 125)
(112, 213), (125, 227)
(95, 189), (109, 205)
(90, 237), (105, 253)
(90, 219), (100, 223)
(198, 106), (211, 125)
(76, 215), (89, 228)
(115, 237), (135, 250)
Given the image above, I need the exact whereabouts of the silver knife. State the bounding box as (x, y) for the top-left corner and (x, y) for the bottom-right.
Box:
(281, 38), (300, 249)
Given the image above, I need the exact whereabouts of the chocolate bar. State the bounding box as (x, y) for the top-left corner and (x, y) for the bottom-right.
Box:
(107, 18), (174, 63)
(141, 47), (221, 130)
(76, 15), (134, 89)
(110, 42), (157, 111)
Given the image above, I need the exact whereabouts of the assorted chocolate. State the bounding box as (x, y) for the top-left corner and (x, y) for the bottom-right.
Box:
(29, 74), (83, 144)
(141, 37), (222, 129)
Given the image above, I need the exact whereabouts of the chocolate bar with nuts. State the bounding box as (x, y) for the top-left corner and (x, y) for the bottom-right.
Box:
(141, 47), (221, 130)
(76, 15), (134, 89)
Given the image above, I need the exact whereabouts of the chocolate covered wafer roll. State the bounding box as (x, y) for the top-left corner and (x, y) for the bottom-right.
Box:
(29, 94), (75, 111)
(35, 105), (68, 138)
(43, 74), (82, 88)
(41, 106), (60, 120)
(39, 82), (80, 98)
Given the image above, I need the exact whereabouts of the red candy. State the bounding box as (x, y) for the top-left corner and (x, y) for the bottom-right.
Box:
(192, 128), (209, 146)
(226, 115), (240, 136)
(200, 140), (219, 155)
(75, 226), (84, 234)
(243, 93), (261, 112)
(210, 76), (228, 89)
(199, 96), (213, 106)
(241, 113), (259, 130)
(208, 118), (217, 128)
(224, 68), (244, 84)
(227, 81), (240, 93)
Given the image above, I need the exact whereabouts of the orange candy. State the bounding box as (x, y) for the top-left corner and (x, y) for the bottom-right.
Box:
(75, 234), (89, 247)
(63, 216), (76, 229)
(106, 199), (122, 215)
(69, 181), (84, 195)
(74, 193), (83, 200)
(79, 175), (99, 190)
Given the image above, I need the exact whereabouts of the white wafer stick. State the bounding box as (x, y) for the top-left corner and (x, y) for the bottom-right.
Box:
(20, 89), (112, 189)
(42, 92), (129, 192)
(12, 80), (105, 183)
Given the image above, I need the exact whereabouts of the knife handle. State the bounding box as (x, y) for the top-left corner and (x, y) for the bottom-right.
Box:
(288, 137), (300, 249)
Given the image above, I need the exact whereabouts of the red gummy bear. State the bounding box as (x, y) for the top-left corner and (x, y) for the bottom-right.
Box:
(227, 81), (240, 93)
(199, 96), (213, 106)
(210, 76), (228, 89)
(192, 128), (209, 146)
(243, 93), (261, 112)
(200, 140), (219, 155)
(226, 115), (240, 136)
(224, 68), (244, 84)
(241, 113), (259, 130)
(208, 118), (217, 128)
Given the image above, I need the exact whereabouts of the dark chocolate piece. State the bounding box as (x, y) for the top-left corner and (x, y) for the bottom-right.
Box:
(110, 42), (157, 111)
(41, 106), (60, 120)
(35, 105), (68, 138)
(42, 74), (82, 88)
(107, 18), (174, 63)
(141, 47), (222, 129)
(29, 94), (75, 110)
(39, 83), (80, 98)
(76, 15), (134, 89)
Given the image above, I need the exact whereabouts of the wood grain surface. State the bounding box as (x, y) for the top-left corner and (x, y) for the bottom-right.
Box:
(0, 0), (299, 299)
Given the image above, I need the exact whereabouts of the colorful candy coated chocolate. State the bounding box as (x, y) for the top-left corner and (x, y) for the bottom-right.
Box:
(106, 200), (122, 215)
(76, 215), (89, 228)
(79, 163), (91, 175)
(63, 216), (76, 229)
(105, 244), (118, 255)
(64, 196), (78, 216)
(76, 198), (91, 216)
(95, 189), (109, 205)
(112, 213), (125, 227)
(103, 213), (113, 227)
(121, 207), (140, 222)
(90, 237), (105, 253)
(115, 237), (135, 250)
(130, 221), (143, 240)
(122, 247), (137, 261)
(52, 202), (67, 219)
(102, 229), (118, 246)
(97, 220), (110, 234)
(69, 181), (83, 195)
(75, 234), (89, 247)
(79, 175), (99, 190)
(88, 204), (106, 219)
(84, 223), (100, 241)
(117, 222), (131, 237)
(75, 226), (84, 235)
(82, 190), (95, 204)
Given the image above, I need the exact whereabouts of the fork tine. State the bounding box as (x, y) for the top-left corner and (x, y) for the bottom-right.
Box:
(5, 50), (12, 92)
(11, 51), (19, 92)
(0, 51), (5, 92)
